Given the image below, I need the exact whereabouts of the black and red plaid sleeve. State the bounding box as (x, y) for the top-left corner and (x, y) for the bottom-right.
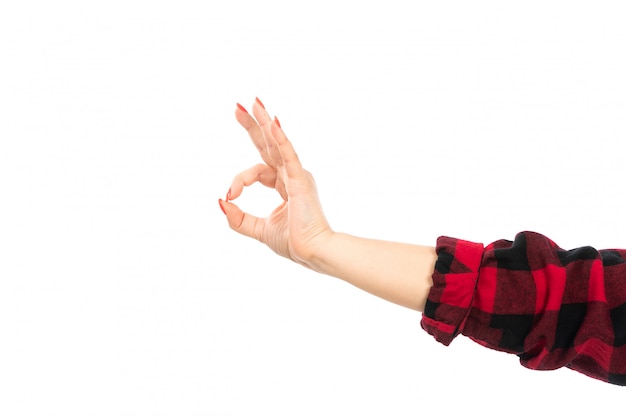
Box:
(421, 231), (626, 385)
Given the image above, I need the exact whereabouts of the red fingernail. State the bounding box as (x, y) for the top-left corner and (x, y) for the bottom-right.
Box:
(218, 199), (226, 215)
(274, 116), (281, 128)
(236, 103), (248, 114)
(226, 188), (231, 201)
(255, 97), (266, 109)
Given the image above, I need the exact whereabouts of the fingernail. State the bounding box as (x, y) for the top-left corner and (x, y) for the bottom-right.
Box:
(226, 188), (231, 202)
(218, 199), (226, 215)
(274, 116), (281, 128)
(236, 103), (248, 114)
(255, 97), (266, 109)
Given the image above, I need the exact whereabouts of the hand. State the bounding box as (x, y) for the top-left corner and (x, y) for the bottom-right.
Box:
(219, 98), (333, 269)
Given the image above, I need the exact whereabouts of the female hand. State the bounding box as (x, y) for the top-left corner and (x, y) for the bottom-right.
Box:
(219, 98), (333, 269)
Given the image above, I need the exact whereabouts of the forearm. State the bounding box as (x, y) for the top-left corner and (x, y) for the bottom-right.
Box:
(309, 232), (437, 311)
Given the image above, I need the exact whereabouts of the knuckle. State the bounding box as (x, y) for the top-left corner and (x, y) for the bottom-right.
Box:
(251, 217), (264, 242)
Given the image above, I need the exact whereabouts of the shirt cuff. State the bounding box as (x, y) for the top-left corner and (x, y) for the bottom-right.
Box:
(420, 236), (484, 346)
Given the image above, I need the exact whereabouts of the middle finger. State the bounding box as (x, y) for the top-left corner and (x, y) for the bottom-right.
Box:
(252, 98), (283, 166)
(235, 102), (274, 167)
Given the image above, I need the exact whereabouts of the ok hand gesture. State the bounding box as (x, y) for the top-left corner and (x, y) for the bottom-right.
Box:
(219, 98), (334, 269)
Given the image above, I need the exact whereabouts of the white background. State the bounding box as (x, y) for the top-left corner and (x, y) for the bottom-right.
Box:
(1, 1), (625, 415)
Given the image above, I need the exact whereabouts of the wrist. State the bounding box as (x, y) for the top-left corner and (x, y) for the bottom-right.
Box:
(305, 231), (357, 278)
(298, 230), (340, 274)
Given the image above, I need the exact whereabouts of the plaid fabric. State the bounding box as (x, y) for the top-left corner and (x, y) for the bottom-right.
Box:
(421, 231), (626, 385)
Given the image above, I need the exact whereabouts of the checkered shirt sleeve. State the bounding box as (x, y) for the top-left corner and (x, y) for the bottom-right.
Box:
(421, 231), (626, 385)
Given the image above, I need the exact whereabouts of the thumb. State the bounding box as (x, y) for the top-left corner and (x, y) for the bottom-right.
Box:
(218, 198), (264, 242)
